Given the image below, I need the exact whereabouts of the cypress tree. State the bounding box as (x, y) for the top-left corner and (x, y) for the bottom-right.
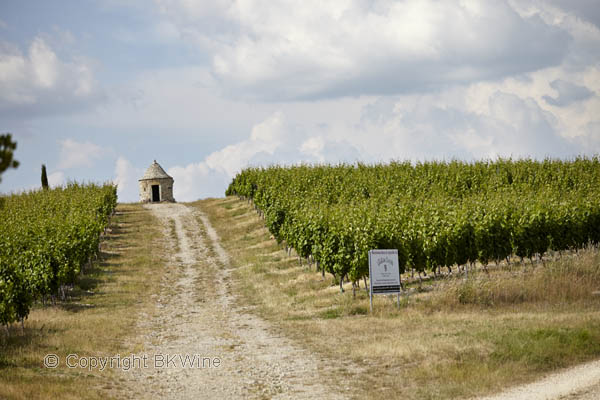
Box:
(41, 164), (49, 190)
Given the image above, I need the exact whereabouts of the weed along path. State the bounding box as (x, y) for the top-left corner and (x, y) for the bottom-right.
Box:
(121, 203), (343, 399)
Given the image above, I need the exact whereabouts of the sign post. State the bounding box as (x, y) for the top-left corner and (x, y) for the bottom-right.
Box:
(368, 249), (402, 313)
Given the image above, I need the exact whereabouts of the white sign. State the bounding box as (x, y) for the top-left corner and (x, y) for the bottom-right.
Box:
(368, 249), (401, 311)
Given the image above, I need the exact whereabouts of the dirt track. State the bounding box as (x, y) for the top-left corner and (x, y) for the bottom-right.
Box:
(120, 203), (343, 399)
(476, 358), (600, 400)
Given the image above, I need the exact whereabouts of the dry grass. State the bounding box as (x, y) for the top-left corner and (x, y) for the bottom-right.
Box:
(0, 204), (168, 400)
(195, 196), (600, 400)
(437, 251), (600, 307)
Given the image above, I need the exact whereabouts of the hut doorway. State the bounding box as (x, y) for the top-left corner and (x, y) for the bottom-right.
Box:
(152, 185), (160, 202)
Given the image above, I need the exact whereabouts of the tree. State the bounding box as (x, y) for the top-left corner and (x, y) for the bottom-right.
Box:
(41, 164), (49, 190)
(0, 133), (19, 183)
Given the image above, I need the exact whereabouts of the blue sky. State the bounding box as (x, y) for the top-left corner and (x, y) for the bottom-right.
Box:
(1, 0), (599, 201)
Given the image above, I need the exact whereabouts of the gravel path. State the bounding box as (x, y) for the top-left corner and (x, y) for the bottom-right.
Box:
(476, 359), (600, 400)
(120, 203), (344, 399)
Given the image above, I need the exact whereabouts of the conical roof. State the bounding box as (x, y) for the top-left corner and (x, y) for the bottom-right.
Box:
(139, 160), (173, 180)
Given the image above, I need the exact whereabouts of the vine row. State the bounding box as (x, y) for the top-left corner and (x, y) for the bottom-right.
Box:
(226, 159), (600, 290)
(0, 183), (117, 328)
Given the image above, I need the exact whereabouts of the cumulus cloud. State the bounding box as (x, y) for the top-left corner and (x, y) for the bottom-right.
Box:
(167, 112), (294, 200)
(203, 112), (289, 176)
(510, 0), (600, 69)
(57, 139), (110, 170)
(47, 171), (65, 188)
(167, 111), (363, 200)
(0, 36), (101, 117)
(168, 162), (230, 201)
(109, 0), (598, 176)
(543, 79), (595, 107)
(472, 91), (575, 157)
(156, 0), (570, 100)
(353, 89), (582, 161)
(113, 156), (142, 202)
(543, 0), (600, 29)
(300, 136), (325, 161)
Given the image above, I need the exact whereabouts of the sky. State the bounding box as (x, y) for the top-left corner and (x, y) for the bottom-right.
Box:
(1, 0), (599, 202)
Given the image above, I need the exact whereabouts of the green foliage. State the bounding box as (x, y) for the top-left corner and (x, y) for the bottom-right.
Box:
(226, 158), (600, 286)
(0, 133), (19, 183)
(0, 183), (117, 326)
(41, 164), (49, 190)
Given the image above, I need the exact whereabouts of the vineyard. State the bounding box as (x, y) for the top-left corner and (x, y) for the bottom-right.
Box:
(226, 158), (600, 291)
(0, 183), (117, 328)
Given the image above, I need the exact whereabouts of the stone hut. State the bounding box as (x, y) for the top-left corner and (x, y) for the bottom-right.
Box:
(139, 160), (175, 203)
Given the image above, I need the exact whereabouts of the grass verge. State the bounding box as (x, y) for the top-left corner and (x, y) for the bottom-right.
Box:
(0, 203), (167, 400)
(194, 196), (600, 400)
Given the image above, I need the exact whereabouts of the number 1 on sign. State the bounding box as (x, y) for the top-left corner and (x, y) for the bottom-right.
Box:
(368, 249), (402, 313)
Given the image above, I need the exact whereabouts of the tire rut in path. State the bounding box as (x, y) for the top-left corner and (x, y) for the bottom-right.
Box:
(121, 203), (344, 399)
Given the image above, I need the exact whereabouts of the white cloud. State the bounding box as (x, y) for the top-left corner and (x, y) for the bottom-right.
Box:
(47, 171), (65, 187)
(157, 0), (571, 100)
(168, 111), (355, 200)
(76, 66), (279, 148)
(166, 112), (291, 201)
(204, 112), (289, 176)
(168, 162), (230, 201)
(57, 139), (109, 169)
(543, 79), (594, 106)
(0, 36), (100, 116)
(300, 137), (325, 161)
(30, 38), (60, 88)
(113, 156), (142, 202)
(472, 91), (573, 157)
(352, 89), (584, 161)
